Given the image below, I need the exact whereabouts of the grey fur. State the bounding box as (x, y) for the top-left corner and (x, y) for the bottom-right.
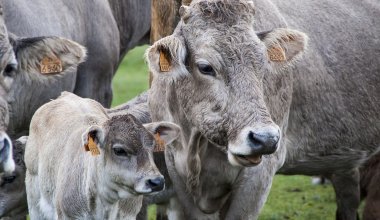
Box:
(24, 92), (180, 220)
(0, 136), (28, 220)
(146, 0), (380, 219)
(1, 0), (151, 138)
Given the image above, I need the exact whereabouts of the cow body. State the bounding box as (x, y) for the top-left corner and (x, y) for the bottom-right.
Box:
(146, 0), (380, 219)
(24, 92), (180, 220)
(1, 0), (151, 138)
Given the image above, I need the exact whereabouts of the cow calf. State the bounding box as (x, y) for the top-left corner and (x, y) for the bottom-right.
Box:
(24, 92), (180, 220)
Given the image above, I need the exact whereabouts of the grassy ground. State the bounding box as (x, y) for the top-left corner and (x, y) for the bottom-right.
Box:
(112, 46), (362, 220)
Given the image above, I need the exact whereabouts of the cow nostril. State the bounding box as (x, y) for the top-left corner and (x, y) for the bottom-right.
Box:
(146, 177), (165, 192)
(247, 130), (279, 153)
(248, 131), (261, 147)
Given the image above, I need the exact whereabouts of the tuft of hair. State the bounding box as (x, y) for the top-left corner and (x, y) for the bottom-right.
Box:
(191, 0), (255, 26)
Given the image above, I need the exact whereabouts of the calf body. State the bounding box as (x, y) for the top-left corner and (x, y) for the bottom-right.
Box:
(25, 92), (180, 219)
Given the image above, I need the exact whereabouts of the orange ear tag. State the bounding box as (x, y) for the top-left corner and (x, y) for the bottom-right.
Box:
(154, 133), (166, 152)
(40, 56), (63, 74)
(84, 135), (100, 156)
(268, 46), (286, 62)
(159, 51), (171, 72)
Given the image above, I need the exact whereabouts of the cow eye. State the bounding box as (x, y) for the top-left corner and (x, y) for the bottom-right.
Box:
(113, 147), (129, 157)
(197, 63), (215, 77)
(2, 175), (16, 184)
(3, 63), (17, 77)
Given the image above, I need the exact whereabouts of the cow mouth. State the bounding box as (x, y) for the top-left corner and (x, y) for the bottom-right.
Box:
(233, 154), (262, 166)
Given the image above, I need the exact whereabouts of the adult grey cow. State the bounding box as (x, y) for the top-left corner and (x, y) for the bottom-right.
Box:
(0, 3), (87, 182)
(2, 0), (151, 138)
(25, 92), (180, 220)
(146, 0), (380, 219)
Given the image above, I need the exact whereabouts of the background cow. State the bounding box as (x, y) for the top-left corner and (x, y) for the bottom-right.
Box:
(24, 92), (180, 219)
(1, 0), (151, 139)
(0, 5), (86, 189)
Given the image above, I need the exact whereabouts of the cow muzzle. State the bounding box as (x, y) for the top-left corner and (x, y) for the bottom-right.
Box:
(0, 131), (15, 173)
(228, 125), (280, 167)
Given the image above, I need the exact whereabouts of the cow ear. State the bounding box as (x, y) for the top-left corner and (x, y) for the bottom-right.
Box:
(146, 35), (188, 79)
(258, 28), (308, 68)
(13, 36), (86, 76)
(82, 125), (105, 156)
(144, 122), (181, 146)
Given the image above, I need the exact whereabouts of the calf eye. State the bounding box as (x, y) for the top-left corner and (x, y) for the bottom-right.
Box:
(113, 147), (129, 157)
(3, 63), (17, 77)
(197, 63), (215, 77)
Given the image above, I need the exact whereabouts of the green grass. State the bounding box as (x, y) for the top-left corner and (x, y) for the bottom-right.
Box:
(111, 46), (150, 107)
(113, 47), (364, 219)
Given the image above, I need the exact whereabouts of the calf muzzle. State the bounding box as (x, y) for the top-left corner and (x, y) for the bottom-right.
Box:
(146, 177), (165, 192)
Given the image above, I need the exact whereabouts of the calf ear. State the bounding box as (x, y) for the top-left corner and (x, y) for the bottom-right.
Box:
(146, 35), (188, 79)
(13, 36), (86, 75)
(81, 125), (105, 156)
(144, 122), (181, 146)
(258, 28), (308, 68)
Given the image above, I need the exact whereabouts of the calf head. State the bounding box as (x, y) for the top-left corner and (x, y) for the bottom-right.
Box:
(0, 136), (28, 219)
(147, 0), (308, 167)
(81, 114), (180, 201)
(0, 4), (86, 139)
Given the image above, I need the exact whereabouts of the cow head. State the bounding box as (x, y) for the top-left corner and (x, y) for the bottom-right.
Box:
(0, 6), (15, 174)
(81, 114), (180, 201)
(147, 0), (308, 167)
(0, 5), (87, 140)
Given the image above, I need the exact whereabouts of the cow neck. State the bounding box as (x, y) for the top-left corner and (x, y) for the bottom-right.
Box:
(108, 0), (151, 58)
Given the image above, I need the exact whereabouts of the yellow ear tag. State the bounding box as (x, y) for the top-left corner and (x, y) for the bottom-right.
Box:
(268, 46), (286, 62)
(159, 51), (171, 72)
(84, 135), (100, 156)
(40, 56), (63, 74)
(154, 133), (166, 152)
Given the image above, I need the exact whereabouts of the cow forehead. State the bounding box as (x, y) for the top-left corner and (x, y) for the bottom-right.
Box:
(106, 115), (154, 145)
(190, 0), (255, 26)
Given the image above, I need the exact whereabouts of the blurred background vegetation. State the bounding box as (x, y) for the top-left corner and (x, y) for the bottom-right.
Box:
(112, 46), (363, 220)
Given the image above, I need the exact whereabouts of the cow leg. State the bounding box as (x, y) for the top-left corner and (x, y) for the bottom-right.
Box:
(363, 193), (380, 220)
(166, 197), (185, 220)
(156, 203), (169, 220)
(25, 174), (47, 220)
(362, 175), (380, 220)
(330, 169), (360, 220)
(136, 200), (147, 220)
